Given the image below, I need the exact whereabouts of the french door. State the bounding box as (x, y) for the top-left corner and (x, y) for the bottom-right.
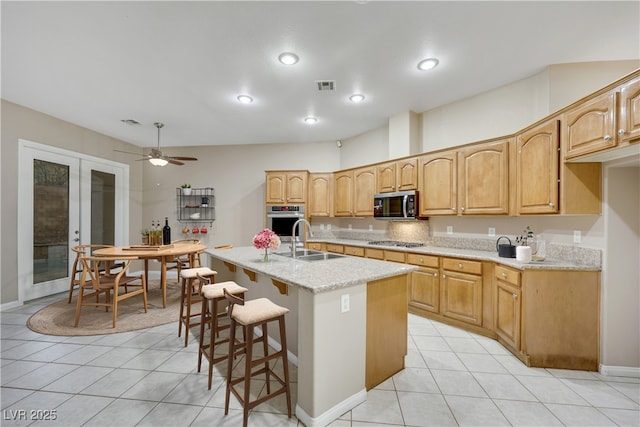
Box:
(18, 140), (129, 302)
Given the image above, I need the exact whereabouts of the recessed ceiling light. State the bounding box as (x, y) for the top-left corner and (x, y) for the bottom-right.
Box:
(236, 94), (253, 104)
(417, 58), (439, 71)
(349, 94), (365, 103)
(278, 52), (299, 65)
(304, 116), (318, 125)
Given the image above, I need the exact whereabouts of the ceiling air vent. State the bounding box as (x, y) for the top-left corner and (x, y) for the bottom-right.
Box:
(316, 80), (335, 91)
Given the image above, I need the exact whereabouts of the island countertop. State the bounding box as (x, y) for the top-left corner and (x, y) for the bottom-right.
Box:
(205, 246), (417, 294)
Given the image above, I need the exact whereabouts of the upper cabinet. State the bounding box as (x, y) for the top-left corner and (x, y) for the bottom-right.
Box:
(516, 120), (559, 214)
(376, 158), (418, 193)
(418, 151), (457, 216)
(564, 75), (640, 160)
(265, 170), (308, 204)
(334, 166), (377, 217)
(308, 173), (333, 217)
(458, 140), (509, 215)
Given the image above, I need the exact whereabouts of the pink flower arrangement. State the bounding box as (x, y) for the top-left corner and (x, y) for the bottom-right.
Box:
(252, 228), (281, 250)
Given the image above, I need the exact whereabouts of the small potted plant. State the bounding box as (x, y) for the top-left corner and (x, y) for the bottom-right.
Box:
(515, 226), (533, 262)
(181, 183), (192, 196)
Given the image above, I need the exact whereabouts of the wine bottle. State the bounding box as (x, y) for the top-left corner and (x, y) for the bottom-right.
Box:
(162, 217), (171, 245)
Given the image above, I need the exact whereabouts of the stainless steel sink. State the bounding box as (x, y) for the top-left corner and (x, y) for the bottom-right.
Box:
(273, 250), (344, 261)
(274, 249), (323, 258)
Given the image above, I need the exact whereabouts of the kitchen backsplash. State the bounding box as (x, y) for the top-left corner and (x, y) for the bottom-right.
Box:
(311, 222), (601, 268)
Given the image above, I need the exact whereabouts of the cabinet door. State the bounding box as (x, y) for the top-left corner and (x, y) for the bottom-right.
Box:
(418, 151), (457, 216)
(516, 119), (560, 214)
(495, 280), (521, 349)
(440, 270), (482, 325)
(377, 162), (396, 193)
(458, 140), (509, 215)
(286, 172), (307, 203)
(353, 166), (376, 216)
(396, 158), (418, 191)
(410, 268), (440, 313)
(564, 91), (617, 159)
(619, 77), (640, 143)
(265, 172), (286, 204)
(333, 171), (353, 216)
(308, 173), (332, 217)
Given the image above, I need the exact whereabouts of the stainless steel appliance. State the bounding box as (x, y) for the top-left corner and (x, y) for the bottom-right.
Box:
(373, 190), (419, 220)
(266, 205), (305, 243)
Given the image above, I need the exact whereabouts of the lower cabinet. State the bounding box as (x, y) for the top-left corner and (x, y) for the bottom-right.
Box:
(494, 265), (521, 350)
(440, 269), (483, 326)
(410, 268), (440, 314)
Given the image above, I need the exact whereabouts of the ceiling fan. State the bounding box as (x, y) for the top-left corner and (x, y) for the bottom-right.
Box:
(114, 122), (198, 166)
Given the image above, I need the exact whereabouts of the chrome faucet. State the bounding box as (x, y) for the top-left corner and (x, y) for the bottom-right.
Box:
(291, 218), (313, 258)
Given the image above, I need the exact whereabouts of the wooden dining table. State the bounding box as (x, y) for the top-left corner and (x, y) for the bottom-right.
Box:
(93, 243), (206, 308)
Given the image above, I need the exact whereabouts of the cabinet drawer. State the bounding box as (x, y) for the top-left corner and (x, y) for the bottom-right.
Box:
(384, 250), (406, 263)
(326, 243), (344, 254)
(344, 245), (365, 257)
(495, 265), (520, 286)
(442, 257), (482, 275)
(406, 253), (439, 268)
(307, 242), (324, 251)
(366, 248), (385, 260)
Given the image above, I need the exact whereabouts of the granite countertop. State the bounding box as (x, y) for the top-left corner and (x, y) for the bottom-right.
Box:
(308, 238), (601, 272)
(205, 246), (418, 294)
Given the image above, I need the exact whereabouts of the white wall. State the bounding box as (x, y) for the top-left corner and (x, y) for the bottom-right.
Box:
(339, 126), (388, 170)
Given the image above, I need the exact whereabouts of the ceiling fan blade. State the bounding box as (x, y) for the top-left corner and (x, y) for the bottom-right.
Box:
(114, 149), (148, 157)
(167, 159), (185, 166)
(168, 156), (198, 161)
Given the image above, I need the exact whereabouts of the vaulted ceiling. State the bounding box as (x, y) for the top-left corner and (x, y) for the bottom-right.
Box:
(2, 1), (638, 149)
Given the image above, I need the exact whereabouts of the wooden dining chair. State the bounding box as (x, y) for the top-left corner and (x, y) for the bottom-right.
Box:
(74, 255), (148, 328)
(166, 238), (202, 281)
(68, 244), (124, 303)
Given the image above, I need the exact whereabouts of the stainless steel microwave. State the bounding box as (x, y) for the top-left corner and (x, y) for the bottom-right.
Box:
(373, 190), (419, 220)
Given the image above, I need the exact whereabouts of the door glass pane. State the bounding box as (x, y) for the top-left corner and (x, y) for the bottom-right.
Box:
(33, 159), (69, 284)
(91, 170), (116, 245)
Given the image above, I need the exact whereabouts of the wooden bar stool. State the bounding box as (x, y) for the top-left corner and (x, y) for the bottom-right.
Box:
(196, 274), (248, 390)
(223, 288), (292, 427)
(178, 266), (217, 347)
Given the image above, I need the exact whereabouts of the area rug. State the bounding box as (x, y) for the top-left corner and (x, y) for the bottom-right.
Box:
(27, 281), (182, 336)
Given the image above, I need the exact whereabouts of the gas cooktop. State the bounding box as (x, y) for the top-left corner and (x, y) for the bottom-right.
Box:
(367, 240), (425, 248)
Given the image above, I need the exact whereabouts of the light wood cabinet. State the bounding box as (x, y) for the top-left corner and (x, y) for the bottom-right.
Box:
(377, 158), (418, 193)
(619, 77), (640, 144)
(458, 140), (509, 215)
(440, 258), (483, 326)
(418, 150), (457, 216)
(410, 266), (440, 314)
(516, 119), (560, 214)
(265, 170), (308, 204)
(494, 265), (521, 350)
(308, 173), (333, 217)
(344, 245), (365, 257)
(334, 166), (377, 217)
(563, 90), (617, 159)
(306, 242), (324, 251)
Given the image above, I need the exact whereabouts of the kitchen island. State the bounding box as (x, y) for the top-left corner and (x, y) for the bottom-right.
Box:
(205, 246), (416, 427)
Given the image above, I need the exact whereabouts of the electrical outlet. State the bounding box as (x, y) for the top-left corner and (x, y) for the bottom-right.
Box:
(573, 230), (581, 244)
(348, 224), (352, 230)
(327, 224), (331, 231)
(320, 224), (325, 231)
(341, 294), (350, 313)
(446, 226), (453, 235)
(368, 224), (373, 231)
(488, 227), (496, 237)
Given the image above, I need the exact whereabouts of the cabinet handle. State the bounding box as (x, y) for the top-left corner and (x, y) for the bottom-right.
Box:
(618, 129), (626, 136)
(604, 135), (612, 141)
(442, 274), (446, 279)
(460, 207), (465, 212)
(419, 257), (424, 262)
(512, 293), (518, 299)
(548, 202), (555, 207)
(433, 272), (438, 277)
(458, 263), (463, 269)
(502, 272), (507, 278)
(451, 208), (456, 211)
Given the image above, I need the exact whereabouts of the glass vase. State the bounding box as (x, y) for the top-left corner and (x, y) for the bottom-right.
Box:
(263, 248), (270, 262)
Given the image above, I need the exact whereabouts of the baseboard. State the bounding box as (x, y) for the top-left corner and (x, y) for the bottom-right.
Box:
(600, 364), (640, 378)
(295, 388), (367, 427)
(0, 300), (23, 312)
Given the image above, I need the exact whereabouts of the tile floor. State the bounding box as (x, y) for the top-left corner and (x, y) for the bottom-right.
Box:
(1, 291), (639, 427)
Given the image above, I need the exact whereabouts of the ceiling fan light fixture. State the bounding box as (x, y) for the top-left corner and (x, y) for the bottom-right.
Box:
(278, 52), (299, 65)
(149, 158), (168, 167)
(417, 58), (439, 71)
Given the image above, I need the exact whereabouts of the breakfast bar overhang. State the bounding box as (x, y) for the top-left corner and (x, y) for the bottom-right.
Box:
(206, 246), (417, 427)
